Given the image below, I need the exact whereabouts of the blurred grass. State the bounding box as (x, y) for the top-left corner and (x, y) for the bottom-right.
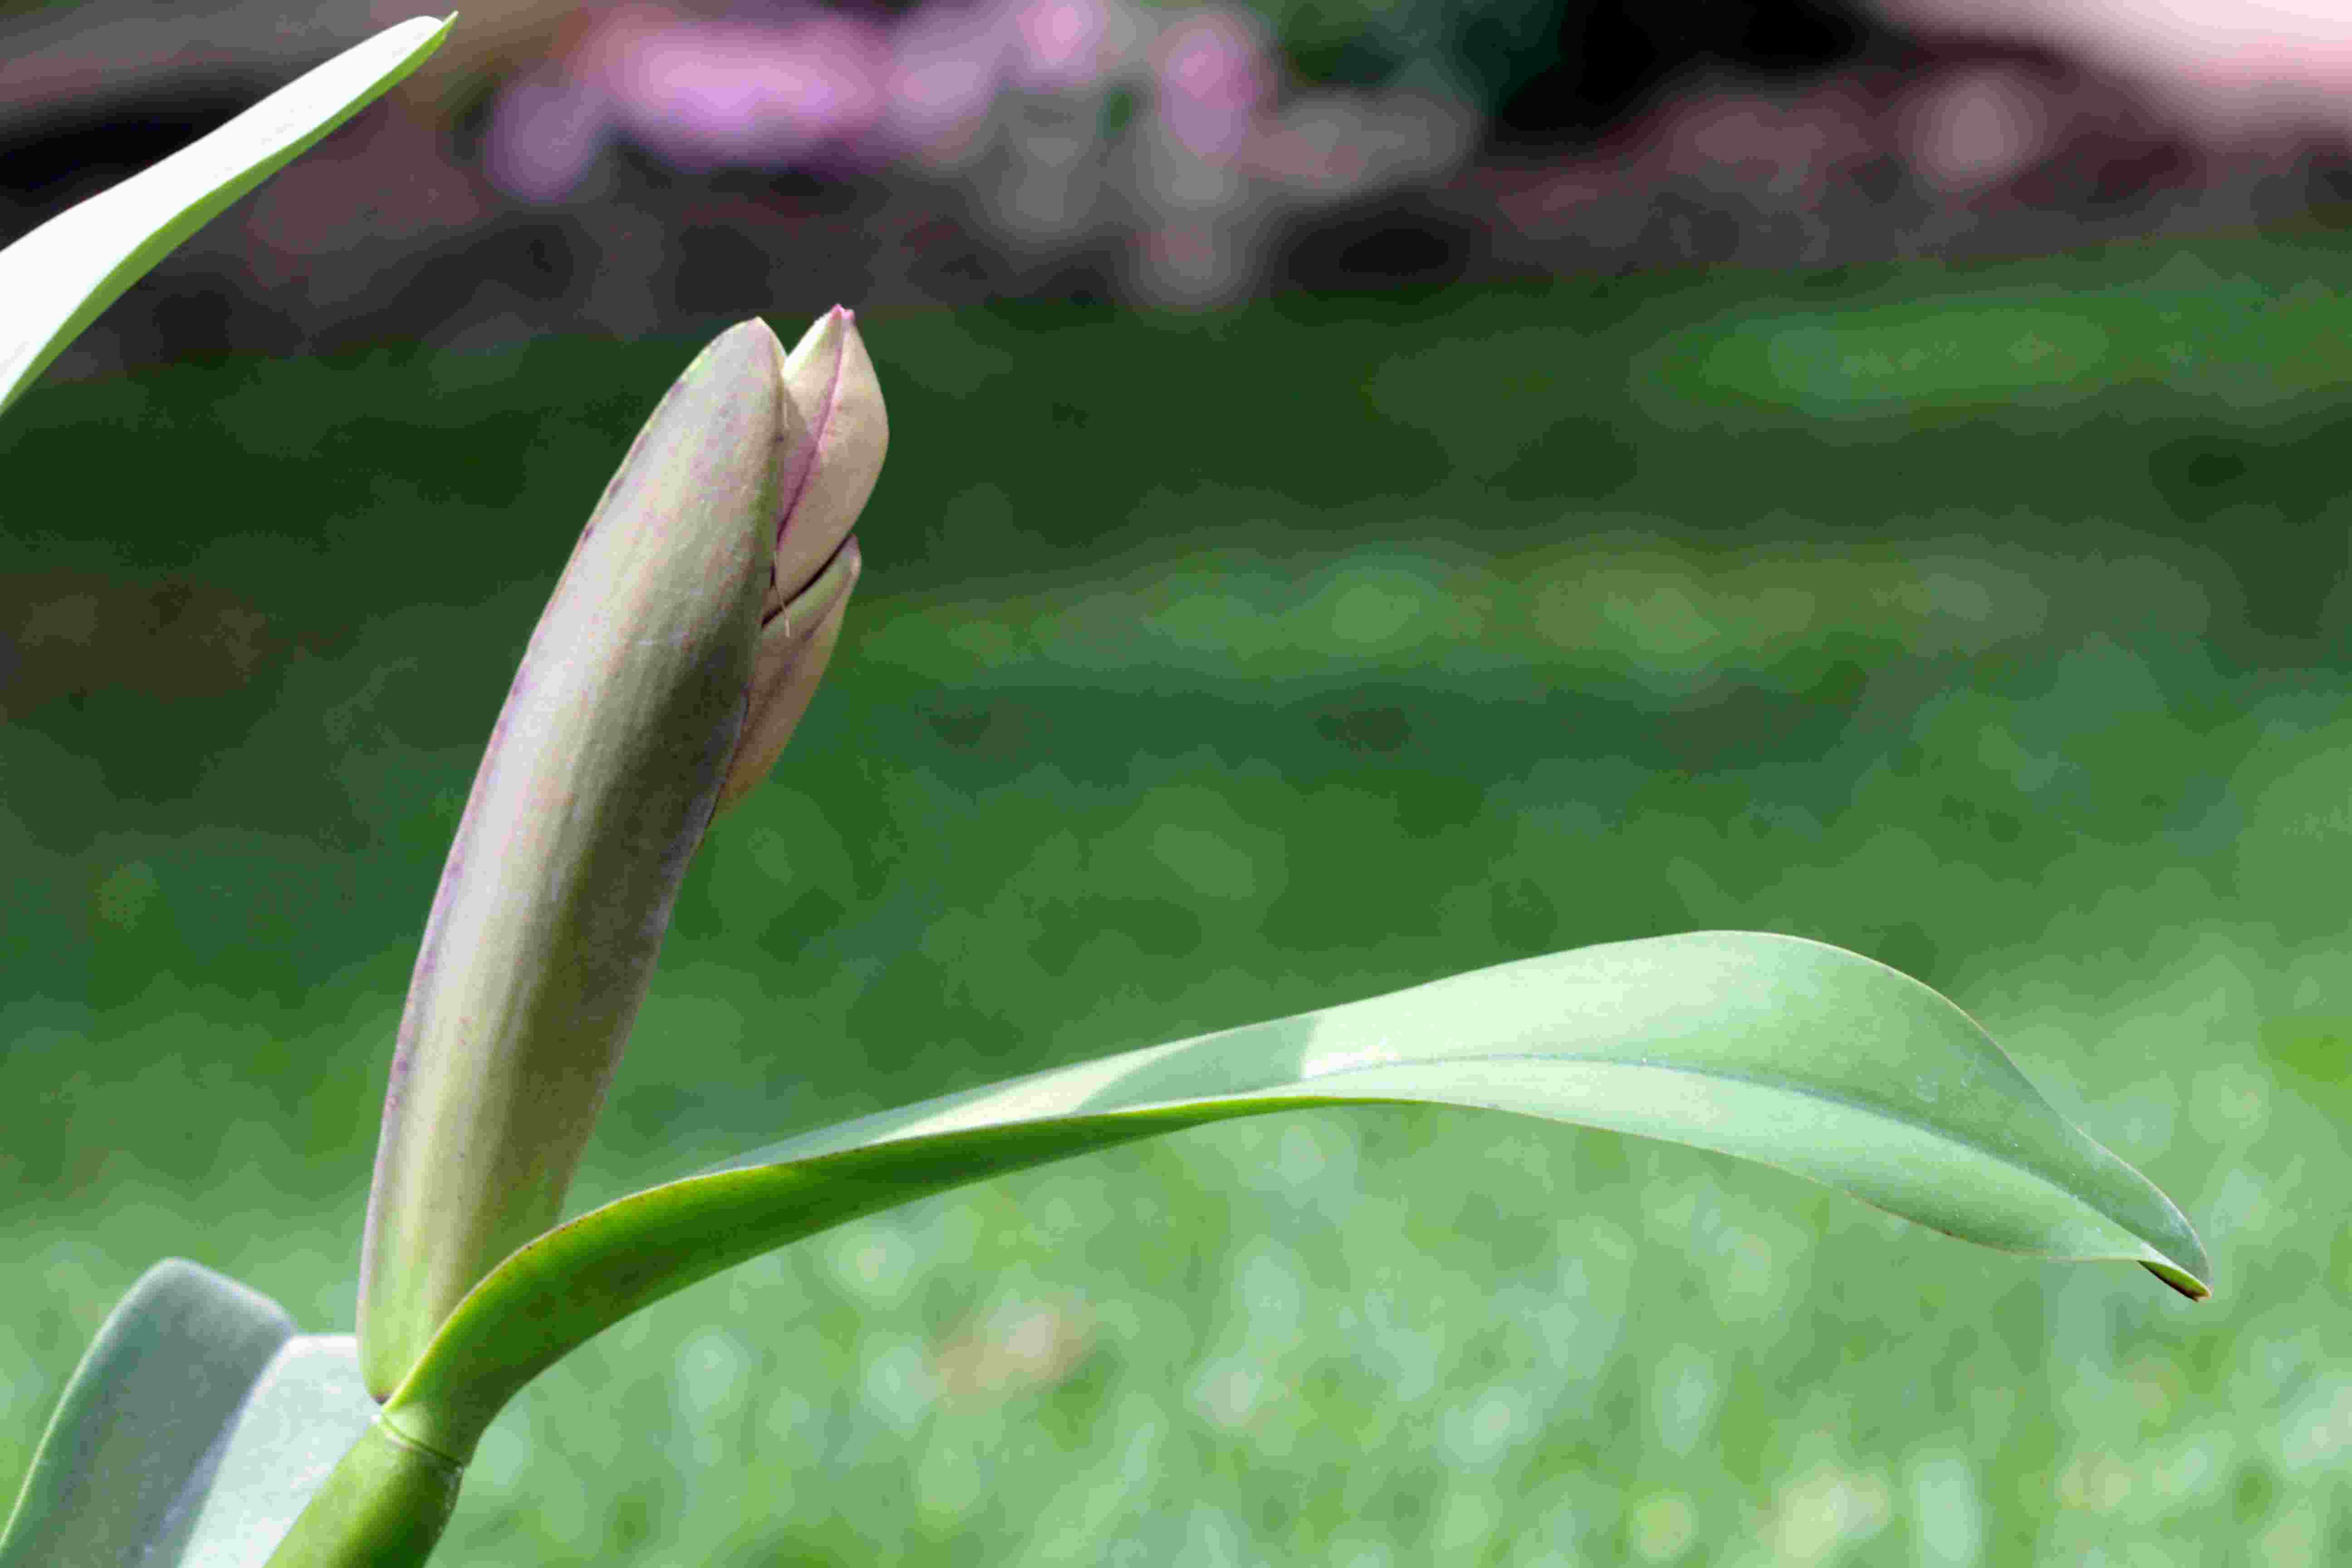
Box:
(3, 228), (2350, 1564)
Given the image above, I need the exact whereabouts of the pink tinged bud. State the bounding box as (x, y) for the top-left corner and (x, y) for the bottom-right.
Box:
(718, 306), (888, 810)
(720, 534), (859, 812)
(358, 315), (875, 1402)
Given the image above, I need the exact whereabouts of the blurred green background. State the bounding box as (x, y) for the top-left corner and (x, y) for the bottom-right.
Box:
(3, 235), (2347, 1565)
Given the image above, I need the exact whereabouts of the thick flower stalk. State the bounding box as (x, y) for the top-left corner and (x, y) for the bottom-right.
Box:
(354, 310), (887, 1403)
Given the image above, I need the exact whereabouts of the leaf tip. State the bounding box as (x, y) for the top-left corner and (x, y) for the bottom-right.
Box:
(2140, 1258), (2211, 1303)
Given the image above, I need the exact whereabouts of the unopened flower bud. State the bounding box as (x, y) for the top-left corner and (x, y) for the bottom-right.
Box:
(719, 306), (887, 808)
(356, 310), (886, 1401)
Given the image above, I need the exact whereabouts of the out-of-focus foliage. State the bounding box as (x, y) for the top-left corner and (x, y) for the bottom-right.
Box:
(1235, 0), (1563, 100)
(466, 0), (1480, 308)
(10, 0), (2345, 379)
(1, 236), (2342, 1561)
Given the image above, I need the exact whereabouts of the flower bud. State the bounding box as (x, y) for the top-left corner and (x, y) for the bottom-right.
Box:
(719, 306), (887, 808)
(355, 311), (884, 1401)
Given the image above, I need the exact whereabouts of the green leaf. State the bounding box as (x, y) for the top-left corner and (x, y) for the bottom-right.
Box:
(0, 1259), (384, 1568)
(174, 1337), (399, 1568)
(0, 14), (456, 423)
(377, 930), (2212, 1463)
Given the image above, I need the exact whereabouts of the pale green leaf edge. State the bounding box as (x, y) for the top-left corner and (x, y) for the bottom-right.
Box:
(176, 1336), (386, 1568)
(0, 1255), (388, 1568)
(0, 1259), (291, 1567)
(377, 930), (2212, 1464)
(0, 14), (457, 424)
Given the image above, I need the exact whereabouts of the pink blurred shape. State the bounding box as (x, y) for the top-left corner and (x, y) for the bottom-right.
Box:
(486, 68), (614, 204)
(1873, 0), (2352, 135)
(587, 8), (891, 168)
(884, 3), (1009, 162)
(1152, 8), (1274, 165)
(486, 3), (906, 199)
(1906, 66), (2051, 192)
(1008, 0), (1121, 94)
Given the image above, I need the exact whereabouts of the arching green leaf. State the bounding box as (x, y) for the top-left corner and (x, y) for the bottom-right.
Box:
(379, 930), (2211, 1463)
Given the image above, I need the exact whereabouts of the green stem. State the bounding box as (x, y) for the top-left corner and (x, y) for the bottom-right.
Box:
(260, 1420), (465, 1568)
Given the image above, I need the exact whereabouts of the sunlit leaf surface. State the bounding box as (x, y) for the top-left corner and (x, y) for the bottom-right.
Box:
(384, 931), (2209, 1462)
